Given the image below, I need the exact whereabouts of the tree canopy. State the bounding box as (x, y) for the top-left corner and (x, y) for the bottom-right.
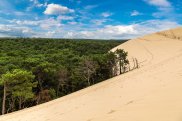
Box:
(0, 38), (128, 115)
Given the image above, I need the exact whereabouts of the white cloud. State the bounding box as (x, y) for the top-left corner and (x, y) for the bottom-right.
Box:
(9, 19), (39, 26)
(68, 21), (77, 25)
(27, 0), (47, 11)
(39, 18), (62, 29)
(152, 6), (176, 19)
(0, 24), (36, 37)
(63, 25), (136, 39)
(46, 31), (56, 37)
(0, 19), (180, 39)
(90, 19), (107, 25)
(63, 20), (180, 39)
(132, 20), (179, 36)
(30, 0), (47, 7)
(44, 4), (74, 15)
(9, 18), (62, 29)
(101, 12), (113, 17)
(97, 25), (136, 38)
(131, 10), (141, 16)
(143, 0), (175, 19)
(143, 0), (171, 7)
(57, 15), (74, 21)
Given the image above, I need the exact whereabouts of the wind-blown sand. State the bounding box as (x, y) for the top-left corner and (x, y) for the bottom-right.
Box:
(0, 27), (182, 121)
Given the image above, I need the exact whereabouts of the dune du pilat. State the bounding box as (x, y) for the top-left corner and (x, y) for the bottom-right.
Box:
(0, 27), (182, 121)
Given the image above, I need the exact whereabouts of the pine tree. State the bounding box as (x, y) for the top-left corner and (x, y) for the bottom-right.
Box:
(0, 69), (36, 113)
(10, 69), (37, 109)
(115, 49), (129, 74)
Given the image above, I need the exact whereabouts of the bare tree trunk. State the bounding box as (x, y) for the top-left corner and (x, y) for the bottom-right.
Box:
(12, 97), (15, 112)
(38, 75), (43, 92)
(2, 83), (6, 115)
(36, 93), (40, 104)
(87, 70), (91, 86)
(56, 82), (60, 97)
(112, 66), (116, 76)
(8, 97), (15, 113)
(119, 60), (122, 75)
(123, 66), (126, 73)
(19, 98), (22, 110)
(7, 100), (11, 113)
(87, 76), (91, 86)
(88, 79), (90, 86)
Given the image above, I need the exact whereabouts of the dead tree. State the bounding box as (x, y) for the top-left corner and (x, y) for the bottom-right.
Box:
(81, 57), (98, 86)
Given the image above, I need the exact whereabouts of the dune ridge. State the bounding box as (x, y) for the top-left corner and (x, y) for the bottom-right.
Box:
(0, 27), (182, 121)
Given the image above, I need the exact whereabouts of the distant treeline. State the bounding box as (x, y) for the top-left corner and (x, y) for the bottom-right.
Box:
(0, 38), (128, 115)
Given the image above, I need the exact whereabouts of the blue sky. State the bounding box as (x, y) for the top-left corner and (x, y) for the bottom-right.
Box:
(0, 0), (181, 39)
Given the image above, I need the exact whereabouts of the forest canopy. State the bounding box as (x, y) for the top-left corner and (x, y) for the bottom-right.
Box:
(0, 38), (128, 115)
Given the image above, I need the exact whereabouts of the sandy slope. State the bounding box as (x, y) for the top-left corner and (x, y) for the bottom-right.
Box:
(0, 27), (182, 121)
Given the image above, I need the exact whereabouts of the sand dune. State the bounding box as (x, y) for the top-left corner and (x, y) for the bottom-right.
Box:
(0, 27), (182, 121)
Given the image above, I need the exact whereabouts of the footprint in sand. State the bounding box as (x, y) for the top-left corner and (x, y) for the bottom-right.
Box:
(108, 110), (116, 114)
(125, 100), (134, 105)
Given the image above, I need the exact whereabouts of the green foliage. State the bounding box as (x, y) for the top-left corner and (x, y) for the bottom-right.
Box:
(49, 88), (56, 99)
(9, 69), (36, 100)
(0, 69), (37, 111)
(0, 38), (127, 114)
(116, 49), (129, 74)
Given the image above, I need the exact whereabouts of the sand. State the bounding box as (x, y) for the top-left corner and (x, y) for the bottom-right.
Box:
(0, 27), (182, 121)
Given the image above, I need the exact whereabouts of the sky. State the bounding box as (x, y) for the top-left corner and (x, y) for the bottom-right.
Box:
(0, 0), (181, 39)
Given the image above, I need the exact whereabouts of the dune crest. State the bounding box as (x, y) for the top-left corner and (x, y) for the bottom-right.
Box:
(1, 27), (182, 121)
